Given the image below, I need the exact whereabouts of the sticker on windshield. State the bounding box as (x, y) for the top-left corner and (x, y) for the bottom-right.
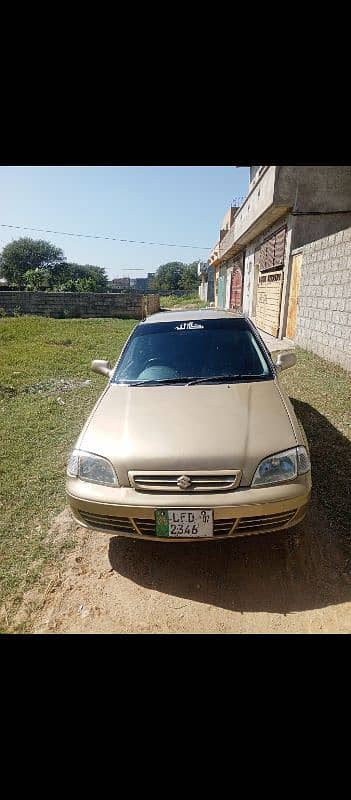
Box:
(175, 321), (204, 331)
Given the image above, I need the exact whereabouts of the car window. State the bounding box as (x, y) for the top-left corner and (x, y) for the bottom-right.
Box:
(112, 318), (272, 384)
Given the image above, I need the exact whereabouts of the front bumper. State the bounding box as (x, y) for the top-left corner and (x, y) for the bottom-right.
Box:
(67, 474), (311, 541)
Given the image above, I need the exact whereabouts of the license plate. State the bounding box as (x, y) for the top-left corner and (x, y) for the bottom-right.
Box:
(155, 509), (213, 538)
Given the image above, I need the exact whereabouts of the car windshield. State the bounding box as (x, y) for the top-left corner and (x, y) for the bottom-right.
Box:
(112, 317), (273, 385)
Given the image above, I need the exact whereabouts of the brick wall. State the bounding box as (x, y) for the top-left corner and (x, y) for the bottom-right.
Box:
(143, 294), (160, 316)
(0, 291), (160, 319)
(295, 227), (351, 370)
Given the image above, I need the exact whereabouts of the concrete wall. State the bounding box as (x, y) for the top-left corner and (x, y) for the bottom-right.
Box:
(199, 280), (207, 301)
(234, 166), (276, 242)
(143, 294), (160, 315)
(291, 211), (351, 250)
(242, 244), (255, 316)
(275, 166), (351, 212)
(249, 166), (262, 188)
(295, 227), (351, 370)
(199, 267), (215, 303)
(0, 291), (160, 319)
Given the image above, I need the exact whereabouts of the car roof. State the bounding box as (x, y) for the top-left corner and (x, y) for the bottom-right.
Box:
(143, 308), (246, 325)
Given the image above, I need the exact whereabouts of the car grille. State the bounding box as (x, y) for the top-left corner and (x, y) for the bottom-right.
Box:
(78, 510), (136, 535)
(78, 509), (297, 537)
(236, 510), (297, 534)
(129, 471), (241, 493)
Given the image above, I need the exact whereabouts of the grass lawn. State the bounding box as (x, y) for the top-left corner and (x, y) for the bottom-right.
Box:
(281, 349), (350, 536)
(160, 292), (206, 309)
(0, 316), (350, 630)
(0, 316), (137, 629)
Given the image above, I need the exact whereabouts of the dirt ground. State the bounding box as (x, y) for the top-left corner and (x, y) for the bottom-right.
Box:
(24, 495), (351, 634)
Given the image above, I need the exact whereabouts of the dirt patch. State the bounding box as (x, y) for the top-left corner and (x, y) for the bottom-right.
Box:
(24, 378), (92, 396)
(27, 498), (351, 634)
(0, 378), (92, 400)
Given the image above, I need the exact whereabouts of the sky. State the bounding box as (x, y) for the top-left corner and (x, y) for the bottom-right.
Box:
(0, 166), (249, 279)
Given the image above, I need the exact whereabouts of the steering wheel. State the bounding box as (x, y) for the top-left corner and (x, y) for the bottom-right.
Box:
(142, 357), (179, 378)
(145, 358), (167, 366)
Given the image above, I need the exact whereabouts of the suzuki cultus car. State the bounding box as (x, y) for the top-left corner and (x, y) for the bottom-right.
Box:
(66, 310), (311, 540)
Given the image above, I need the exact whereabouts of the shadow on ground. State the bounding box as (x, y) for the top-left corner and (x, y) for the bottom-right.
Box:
(108, 400), (351, 614)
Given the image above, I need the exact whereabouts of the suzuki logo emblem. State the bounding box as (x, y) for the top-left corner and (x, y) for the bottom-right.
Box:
(177, 475), (192, 490)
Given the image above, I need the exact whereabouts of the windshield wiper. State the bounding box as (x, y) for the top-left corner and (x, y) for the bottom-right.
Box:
(187, 374), (265, 386)
(116, 377), (196, 387)
(115, 374), (267, 387)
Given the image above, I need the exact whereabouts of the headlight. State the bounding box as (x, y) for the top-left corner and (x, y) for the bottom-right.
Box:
(296, 445), (311, 474)
(67, 449), (118, 486)
(252, 446), (310, 487)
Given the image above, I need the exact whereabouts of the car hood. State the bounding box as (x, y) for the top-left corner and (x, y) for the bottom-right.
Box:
(79, 380), (297, 487)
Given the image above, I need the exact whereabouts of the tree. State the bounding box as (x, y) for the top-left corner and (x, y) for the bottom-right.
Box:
(75, 275), (103, 292)
(151, 262), (186, 291)
(23, 268), (50, 291)
(0, 238), (65, 287)
(151, 261), (199, 292)
(78, 265), (108, 292)
(179, 263), (199, 291)
(50, 263), (108, 292)
(0, 237), (108, 292)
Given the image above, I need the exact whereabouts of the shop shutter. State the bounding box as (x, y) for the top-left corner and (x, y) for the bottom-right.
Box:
(266, 235), (275, 270)
(273, 227), (286, 267)
(257, 226), (287, 272)
(260, 240), (268, 270)
(230, 268), (243, 309)
(256, 270), (283, 336)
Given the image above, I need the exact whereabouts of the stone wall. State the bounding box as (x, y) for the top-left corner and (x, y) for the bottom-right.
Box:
(295, 227), (351, 370)
(143, 294), (160, 316)
(0, 291), (160, 319)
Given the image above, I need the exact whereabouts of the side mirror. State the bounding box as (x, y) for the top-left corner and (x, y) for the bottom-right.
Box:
(91, 359), (113, 378)
(275, 351), (296, 371)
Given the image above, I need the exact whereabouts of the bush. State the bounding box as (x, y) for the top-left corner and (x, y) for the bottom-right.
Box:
(13, 306), (23, 317)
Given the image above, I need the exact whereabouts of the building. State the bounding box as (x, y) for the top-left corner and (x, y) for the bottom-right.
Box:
(209, 166), (351, 339)
(109, 277), (131, 290)
(130, 277), (148, 292)
(198, 261), (215, 303)
(109, 273), (156, 293)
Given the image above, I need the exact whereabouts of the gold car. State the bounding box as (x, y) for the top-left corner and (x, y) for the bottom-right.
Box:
(66, 310), (311, 540)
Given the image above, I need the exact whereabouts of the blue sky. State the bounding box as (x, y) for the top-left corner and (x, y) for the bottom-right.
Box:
(0, 166), (249, 278)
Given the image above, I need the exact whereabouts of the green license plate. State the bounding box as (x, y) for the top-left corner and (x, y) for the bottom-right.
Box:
(155, 509), (213, 538)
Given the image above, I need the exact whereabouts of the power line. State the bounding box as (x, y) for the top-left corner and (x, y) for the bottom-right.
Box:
(0, 223), (211, 250)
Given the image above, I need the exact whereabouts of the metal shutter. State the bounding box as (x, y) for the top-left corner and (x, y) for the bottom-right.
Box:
(273, 227), (286, 267)
(257, 226), (287, 272)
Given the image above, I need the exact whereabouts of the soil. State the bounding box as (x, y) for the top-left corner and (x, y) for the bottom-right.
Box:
(25, 498), (351, 634)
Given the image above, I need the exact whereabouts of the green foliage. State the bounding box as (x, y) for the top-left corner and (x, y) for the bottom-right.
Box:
(0, 238), (108, 293)
(151, 261), (199, 292)
(161, 292), (206, 309)
(23, 268), (50, 291)
(179, 263), (199, 291)
(0, 238), (64, 286)
(54, 278), (78, 292)
(51, 263), (108, 293)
